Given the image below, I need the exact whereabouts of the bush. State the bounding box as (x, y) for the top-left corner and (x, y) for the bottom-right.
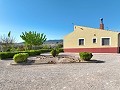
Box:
(13, 53), (29, 63)
(33, 50), (41, 55)
(40, 49), (52, 53)
(28, 50), (41, 56)
(19, 49), (51, 55)
(56, 44), (63, 48)
(18, 50), (41, 56)
(27, 50), (37, 56)
(79, 52), (93, 61)
(0, 52), (18, 60)
(51, 49), (59, 57)
(0, 49), (51, 60)
(58, 48), (64, 53)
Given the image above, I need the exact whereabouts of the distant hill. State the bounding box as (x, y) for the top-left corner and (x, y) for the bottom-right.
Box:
(14, 39), (63, 46)
(14, 42), (24, 46)
(44, 39), (63, 44)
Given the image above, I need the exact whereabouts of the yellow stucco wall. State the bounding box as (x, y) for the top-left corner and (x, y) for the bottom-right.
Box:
(64, 25), (119, 48)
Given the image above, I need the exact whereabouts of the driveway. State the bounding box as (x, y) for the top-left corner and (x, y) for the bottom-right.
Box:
(0, 53), (120, 90)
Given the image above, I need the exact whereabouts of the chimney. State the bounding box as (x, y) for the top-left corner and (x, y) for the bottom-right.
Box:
(100, 18), (104, 30)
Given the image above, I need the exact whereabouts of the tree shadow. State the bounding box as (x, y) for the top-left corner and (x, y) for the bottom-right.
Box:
(79, 59), (105, 63)
(1, 58), (13, 61)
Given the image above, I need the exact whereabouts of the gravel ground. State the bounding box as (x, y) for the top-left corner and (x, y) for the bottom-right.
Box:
(0, 53), (120, 90)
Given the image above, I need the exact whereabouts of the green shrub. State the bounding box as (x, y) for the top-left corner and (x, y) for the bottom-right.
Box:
(0, 49), (51, 60)
(13, 53), (29, 63)
(28, 50), (41, 56)
(0, 52), (18, 60)
(33, 50), (41, 55)
(40, 49), (52, 53)
(18, 51), (33, 56)
(79, 52), (93, 61)
(51, 49), (59, 57)
(18, 50), (41, 56)
(58, 48), (64, 53)
(56, 44), (63, 48)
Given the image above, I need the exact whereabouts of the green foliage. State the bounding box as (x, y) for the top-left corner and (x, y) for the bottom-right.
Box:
(17, 45), (25, 51)
(31, 50), (41, 55)
(29, 50), (41, 55)
(20, 31), (47, 50)
(79, 52), (93, 61)
(18, 50), (41, 56)
(10, 46), (18, 52)
(56, 44), (63, 48)
(0, 52), (18, 60)
(18, 49), (51, 56)
(51, 49), (59, 57)
(19, 49), (51, 55)
(0, 49), (51, 60)
(8, 31), (11, 37)
(13, 53), (29, 63)
(58, 48), (64, 52)
(40, 49), (52, 53)
(42, 45), (50, 49)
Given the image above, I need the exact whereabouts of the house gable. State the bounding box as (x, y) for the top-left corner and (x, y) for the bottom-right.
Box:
(64, 25), (119, 53)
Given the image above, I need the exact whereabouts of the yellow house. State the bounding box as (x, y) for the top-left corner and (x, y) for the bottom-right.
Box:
(64, 19), (120, 53)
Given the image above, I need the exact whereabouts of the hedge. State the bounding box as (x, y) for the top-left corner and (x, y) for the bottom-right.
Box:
(40, 49), (52, 53)
(18, 49), (51, 56)
(0, 52), (18, 60)
(0, 49), (52, 60)
(18, 50), (41, 56)
(0, 49), (63, 60)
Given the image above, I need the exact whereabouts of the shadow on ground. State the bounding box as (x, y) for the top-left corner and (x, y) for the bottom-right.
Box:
(1, 58), (13, 61)
(80, 60), (105, 63)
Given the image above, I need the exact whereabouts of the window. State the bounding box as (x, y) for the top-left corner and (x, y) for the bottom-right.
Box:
(93, 38), (97, 43)
(102, 38), (110, 45)
(79, 39), (84, 45)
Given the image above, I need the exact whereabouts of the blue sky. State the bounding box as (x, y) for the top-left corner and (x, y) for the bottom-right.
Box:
(0, 0), (120, 42)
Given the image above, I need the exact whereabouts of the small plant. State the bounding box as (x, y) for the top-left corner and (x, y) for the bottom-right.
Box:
(79, 52), (93, 61)
(13, 53), (29, 63)
(51, 48), (59, 57)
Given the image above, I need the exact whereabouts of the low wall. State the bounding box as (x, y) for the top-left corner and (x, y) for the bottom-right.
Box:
(64, 47), (119, 53)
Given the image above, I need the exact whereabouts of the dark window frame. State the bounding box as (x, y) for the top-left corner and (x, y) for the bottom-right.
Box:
(79, 38), (85, 45)
(101, 38), (110, 46)
(93, 38), (97, 44)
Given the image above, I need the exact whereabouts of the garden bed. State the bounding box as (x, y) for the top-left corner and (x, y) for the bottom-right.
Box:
(10, 54), (105, 65)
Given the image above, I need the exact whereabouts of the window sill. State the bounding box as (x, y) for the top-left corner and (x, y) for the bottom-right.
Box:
(79, 45), (85, 46)
(102, 45), (110, 46)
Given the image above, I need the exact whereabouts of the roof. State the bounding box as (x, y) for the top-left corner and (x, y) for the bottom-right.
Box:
(74, 25), (120, 34)
(64, 25), (120, 38)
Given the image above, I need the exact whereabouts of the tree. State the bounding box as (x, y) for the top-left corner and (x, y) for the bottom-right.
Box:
(57, 43), (63, 48)
(0, 31), (15, 51)
(20, 31), (47, 50)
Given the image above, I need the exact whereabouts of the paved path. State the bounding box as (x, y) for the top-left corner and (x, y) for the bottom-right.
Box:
(0, 53), (120, 90)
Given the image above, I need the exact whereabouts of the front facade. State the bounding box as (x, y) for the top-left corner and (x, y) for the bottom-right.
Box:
(64, 20), (120, 53)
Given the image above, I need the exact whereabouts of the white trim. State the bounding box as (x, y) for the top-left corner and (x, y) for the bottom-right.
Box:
(92, 38), (97, 44)
(100, 37), (111, 46)
(78, 38), (85, 46)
